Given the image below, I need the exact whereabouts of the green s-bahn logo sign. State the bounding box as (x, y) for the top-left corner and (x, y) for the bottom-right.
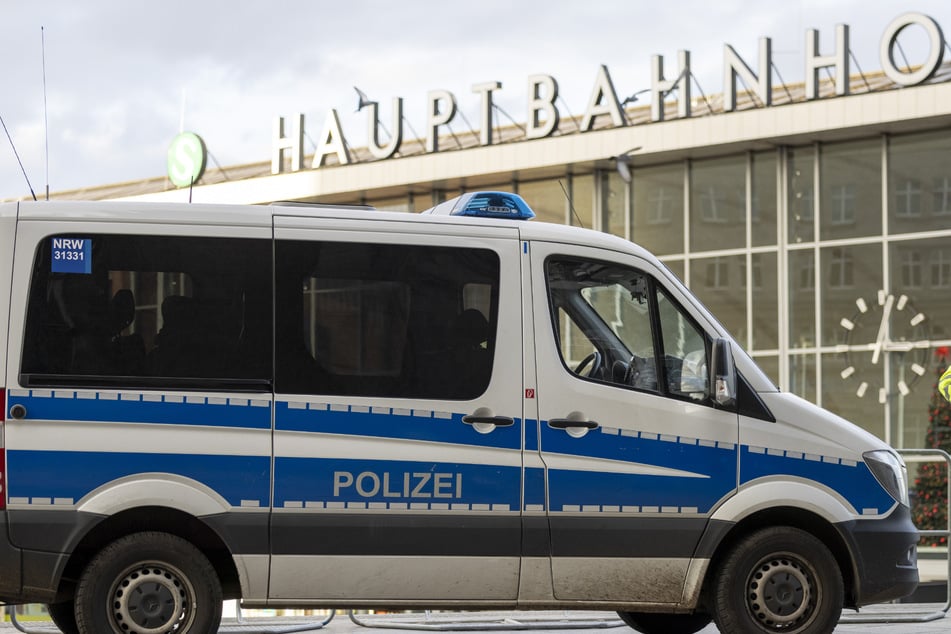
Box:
(167, 132), (208, 188)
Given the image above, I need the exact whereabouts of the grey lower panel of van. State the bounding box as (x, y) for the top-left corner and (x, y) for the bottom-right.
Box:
(551, 557), (691, 603)
(270, 512), (522, 556)
(269, 555), (520, 601)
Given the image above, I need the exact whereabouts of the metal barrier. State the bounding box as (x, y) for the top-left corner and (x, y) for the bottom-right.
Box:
(3, 608), (618, 634)
(5, 611), (38, 634)
(347, 611), (624, 631)
(220, 605), (335, 633)
(3, 605), (335, 633)
(839, 448), (950, 624)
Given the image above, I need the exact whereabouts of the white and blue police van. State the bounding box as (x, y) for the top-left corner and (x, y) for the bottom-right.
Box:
(0, 192), (918, 634)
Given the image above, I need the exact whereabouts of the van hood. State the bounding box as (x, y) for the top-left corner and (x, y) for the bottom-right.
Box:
(757, 391), (894, 459)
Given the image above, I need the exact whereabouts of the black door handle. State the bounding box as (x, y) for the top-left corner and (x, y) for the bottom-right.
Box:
(548, 418), (599, 430)
(462, 414), (515, 427)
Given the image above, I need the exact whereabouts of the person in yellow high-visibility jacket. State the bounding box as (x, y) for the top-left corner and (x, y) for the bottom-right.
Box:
(941, 364), (951, 402)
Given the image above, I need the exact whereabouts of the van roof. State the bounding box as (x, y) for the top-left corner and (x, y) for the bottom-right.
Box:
(7, 199), (657, 263)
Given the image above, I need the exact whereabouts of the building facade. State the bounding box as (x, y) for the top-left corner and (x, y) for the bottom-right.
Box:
(44, 14), (951, 450)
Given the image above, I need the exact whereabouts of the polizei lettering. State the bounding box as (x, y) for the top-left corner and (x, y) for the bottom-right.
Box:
(333, 471), (463, 499)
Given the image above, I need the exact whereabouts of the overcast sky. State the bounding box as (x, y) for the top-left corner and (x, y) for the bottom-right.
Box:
(1, 0), (949, 200)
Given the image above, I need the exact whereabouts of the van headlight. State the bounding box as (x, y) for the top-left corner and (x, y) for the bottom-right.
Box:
(864, 450), (909, 507)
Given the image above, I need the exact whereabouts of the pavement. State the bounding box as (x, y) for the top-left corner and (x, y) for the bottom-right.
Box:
(1, 607), (948, 634)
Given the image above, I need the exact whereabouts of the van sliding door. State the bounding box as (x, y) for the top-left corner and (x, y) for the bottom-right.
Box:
(269, 216), (524, 604)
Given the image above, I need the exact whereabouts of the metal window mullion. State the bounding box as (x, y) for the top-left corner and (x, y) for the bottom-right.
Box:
(593, 170), (604, 233)
(683, 159), (691, 288)
(813, 142), (822, 407)
(778, 146), (790, 391)
(625, 170), (632, 242)
(882, 133), (892, 446)
(746, 151), (754, 352)
(564, 172), (573, 226)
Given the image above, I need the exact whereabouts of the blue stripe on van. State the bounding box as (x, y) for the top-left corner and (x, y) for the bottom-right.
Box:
(539, 424), (738, 513)
(274, 456), (521, 510)
(6, 450), (271, 508)
(524, 419), (539, 452)
(524, 466), (545, 509)
(547, 468), (732, 513)
(275, 402), (521, 450)
(540, 423), (737, 477)
(740, 447), (895, 513)
(8, 392), (271, 429)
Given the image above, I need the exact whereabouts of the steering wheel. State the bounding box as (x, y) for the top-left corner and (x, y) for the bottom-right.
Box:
(623, 354), (658, 391)
(622, 356), (637, 386)
(574, 351), (603, 378)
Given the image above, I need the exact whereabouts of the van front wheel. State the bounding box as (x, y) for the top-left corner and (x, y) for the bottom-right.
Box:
(617, 611), (711, 633)
(712, 526), (843, 634)
(74, 531), (222, 634)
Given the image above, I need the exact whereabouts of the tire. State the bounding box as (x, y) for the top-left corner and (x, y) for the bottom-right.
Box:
(47, 601), (79, 634)
(74, 531), (222, 634)
(617, 610), (711, 633)
(711, 526), (843, 634)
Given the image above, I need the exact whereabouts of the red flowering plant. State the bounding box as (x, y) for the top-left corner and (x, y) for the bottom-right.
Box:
(911, 347), (951, 547)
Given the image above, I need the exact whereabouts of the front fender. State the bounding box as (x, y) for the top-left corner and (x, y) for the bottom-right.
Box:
(710, 476), (883, 526)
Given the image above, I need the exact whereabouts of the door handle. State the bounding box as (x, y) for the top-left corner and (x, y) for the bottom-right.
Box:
(462, 414), (515, 427)
(548, 411), (599, 438)
(462, 407), (514, 435)
(548, 418), (599, 430)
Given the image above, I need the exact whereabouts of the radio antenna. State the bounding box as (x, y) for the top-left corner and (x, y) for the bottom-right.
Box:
(558, 179), (585, 229)
(42, 26), (50, 200)
(0, 114), (37, 201)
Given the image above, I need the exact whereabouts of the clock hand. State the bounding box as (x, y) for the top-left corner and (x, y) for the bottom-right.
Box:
(871, 294), (894, 365)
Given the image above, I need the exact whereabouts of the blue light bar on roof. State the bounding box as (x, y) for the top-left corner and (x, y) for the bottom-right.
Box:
(422, 191), (536, 220)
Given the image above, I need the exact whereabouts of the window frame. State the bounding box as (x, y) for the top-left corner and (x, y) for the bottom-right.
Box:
(544, 255), (716, 407)
(274, 238), (502, 401)
(19, 232), (274, 392)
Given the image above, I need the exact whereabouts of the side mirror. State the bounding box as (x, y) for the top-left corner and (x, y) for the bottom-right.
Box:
(709, 338), (736, 408)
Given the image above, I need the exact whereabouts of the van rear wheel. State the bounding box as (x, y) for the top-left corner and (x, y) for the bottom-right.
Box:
(712, 526), (843, 634)
(617, 611), (711, 633)
(74, 531), (222, 634)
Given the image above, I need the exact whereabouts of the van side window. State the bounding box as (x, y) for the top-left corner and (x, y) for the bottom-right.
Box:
(21, 234), (272, 388)
(656, 287), (710, 400)
(275, 240), (500, 400)
(547, 257), (659, 391)
(546, 256), (711, 402)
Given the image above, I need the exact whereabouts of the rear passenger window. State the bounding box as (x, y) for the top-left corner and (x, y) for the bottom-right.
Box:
(276, 240), (500, 400)
(21, 234), (272, 388)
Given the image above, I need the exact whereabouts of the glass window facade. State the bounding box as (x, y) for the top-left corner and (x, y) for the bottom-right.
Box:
(632, 163), (685, 255)
(889, 132), (951, 234)
(567, 129), (951, 450)
(820, 139), (883, 241)
(690, 156), (746, 252)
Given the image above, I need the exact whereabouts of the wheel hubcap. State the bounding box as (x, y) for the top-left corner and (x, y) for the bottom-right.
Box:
(111, 564), (193, 633)
(746, 555), (816, 630)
